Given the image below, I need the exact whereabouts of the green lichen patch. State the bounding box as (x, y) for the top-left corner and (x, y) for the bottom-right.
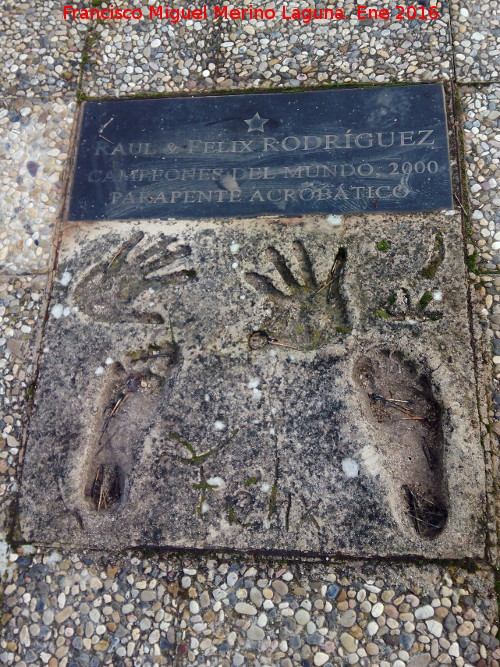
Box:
(375, 309), (391, 319)
(419, 291), (433, 310)
(267, 483), (278, 520)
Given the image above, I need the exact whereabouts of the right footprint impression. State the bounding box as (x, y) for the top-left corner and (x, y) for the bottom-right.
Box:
(353, 349), (448, 538)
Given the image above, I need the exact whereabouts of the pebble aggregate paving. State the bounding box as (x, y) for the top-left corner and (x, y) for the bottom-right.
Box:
(1, 552), (499, 666)
(0, 97), (75, 274)
(216, 1), (452, 89)
(0, 1), (87, 98)
(81, 0), (218, 97)
(0, 276), (45, 532)
(450, 0), (500, 82)
(460, 85), (500, 394)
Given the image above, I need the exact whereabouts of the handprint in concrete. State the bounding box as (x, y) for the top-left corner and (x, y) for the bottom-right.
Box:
(73, 231), (196, 323)
(383, 287), (443, 321)
(245, 240), (349, 350)
(375, 231), (445, 322)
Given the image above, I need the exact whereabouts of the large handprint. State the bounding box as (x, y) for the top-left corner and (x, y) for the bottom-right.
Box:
(245, 240), (349, 350)
(72, 231), (196, 323)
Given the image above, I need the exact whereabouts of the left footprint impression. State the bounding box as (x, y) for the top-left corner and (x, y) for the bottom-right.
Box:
(69, 232), (195, 513)
(84, 342), (180, 512)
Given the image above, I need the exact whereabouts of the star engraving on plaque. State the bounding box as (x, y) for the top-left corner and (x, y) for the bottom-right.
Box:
(244, 112), (269, 132)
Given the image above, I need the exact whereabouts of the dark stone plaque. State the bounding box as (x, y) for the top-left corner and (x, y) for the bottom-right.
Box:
(69, 84), (453, 221)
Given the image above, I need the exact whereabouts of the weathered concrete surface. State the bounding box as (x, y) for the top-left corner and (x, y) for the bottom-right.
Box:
(18, 214), (486, 557)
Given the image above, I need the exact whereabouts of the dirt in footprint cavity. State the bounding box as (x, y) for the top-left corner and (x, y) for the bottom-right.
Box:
(353, 348), (448, 538)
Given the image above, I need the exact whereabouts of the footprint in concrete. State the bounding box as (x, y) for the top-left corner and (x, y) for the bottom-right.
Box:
(353, 348), (448, 538)
(84, 341), (180, 511)
(73, 231), (196, 324)
(245, 240), (348, 350)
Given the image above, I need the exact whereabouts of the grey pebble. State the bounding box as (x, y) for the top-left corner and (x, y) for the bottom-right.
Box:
(306, 631), (324, 645)
(444, 613), (457, 633)
(400, 632), (415, 650)
(339, 609), (356, 627)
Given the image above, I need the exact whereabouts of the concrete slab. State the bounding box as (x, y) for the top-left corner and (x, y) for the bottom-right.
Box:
(18, 214), (486, 557)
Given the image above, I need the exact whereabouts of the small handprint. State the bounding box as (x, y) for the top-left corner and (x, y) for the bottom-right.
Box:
(373, 231), (445, 323)
(73, 231), (196, 323)
(245, 240), (349, 350)
(383, 287), (443, 322)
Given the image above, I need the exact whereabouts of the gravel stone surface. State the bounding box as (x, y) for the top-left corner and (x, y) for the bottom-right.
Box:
(451, 0), (500, 82)
(81, 0), (218, 97)
(0, 97), (75, 274)
(216, 0), (452, 89)
(461, 86), (500, 272)
(0, 552), (498, 666)
(81, 0), (453, 96)
(0, 1), (87, 97)
(0, 276), (45, 532)
(460, 85), (500, 388)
